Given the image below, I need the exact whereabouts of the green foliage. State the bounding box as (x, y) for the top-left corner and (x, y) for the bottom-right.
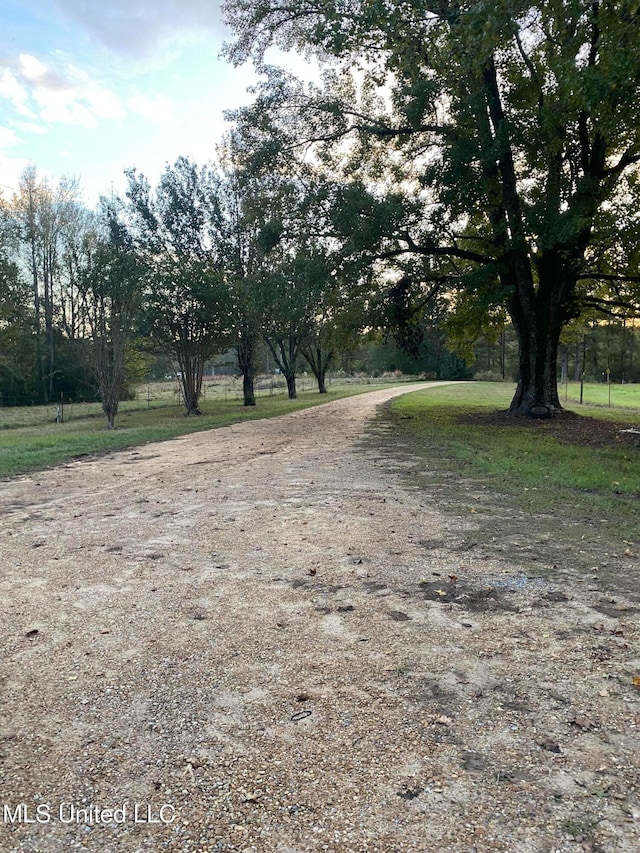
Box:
(125, 158), (232, 413)
(223, 0), (640, 413)
(355, 328), (472, 380)
(124, 342), (156, 388)
(444, 278), (508, 365)
(0, 254), (38, 406)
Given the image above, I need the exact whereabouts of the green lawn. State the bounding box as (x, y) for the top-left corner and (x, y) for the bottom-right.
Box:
(386, 382), (640, 535)
(561, 380), (640, 411)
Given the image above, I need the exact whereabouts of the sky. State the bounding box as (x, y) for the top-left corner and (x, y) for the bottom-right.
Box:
(0, 0), (307, 206)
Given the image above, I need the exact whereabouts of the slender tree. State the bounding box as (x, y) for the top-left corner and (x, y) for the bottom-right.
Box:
(78, 201), (143, 428)
(125, 158), (231, 415)
(217, 143), (264, 406)
(11, 165), (83, 402)
(251, 190), (320, 400)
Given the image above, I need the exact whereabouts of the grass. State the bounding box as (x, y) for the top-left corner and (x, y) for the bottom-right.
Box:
(0, 375), (334, 429)
(561, 380), (640, 410)
(385, 381), (640, 537)
(0, 380), (409, 479)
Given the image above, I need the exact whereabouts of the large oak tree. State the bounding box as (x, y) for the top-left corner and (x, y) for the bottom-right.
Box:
(224, 0), (640, 415)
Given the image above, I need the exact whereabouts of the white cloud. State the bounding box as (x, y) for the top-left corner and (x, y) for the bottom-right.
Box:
(0, 53), (127, 128)
(66, 66), (126, 120)
(19, 53), (48, 79)
(0, 127), (21, 147)
(13, 120), (49, 135)
(18, 53), (70, 92)
(0, 149), (29, 195)
(36, 97), (96, 127)
(52, 0), (227, 58)
(0, 68), (37, 118)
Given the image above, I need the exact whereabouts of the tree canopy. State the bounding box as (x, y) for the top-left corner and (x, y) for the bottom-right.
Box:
(223, 0), (640, 415)
(124, 157), (232, 414)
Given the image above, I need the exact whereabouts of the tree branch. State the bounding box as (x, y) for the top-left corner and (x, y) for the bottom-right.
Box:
(576, 273), (640, 283)
(578, 295), (640, 315)
(603, 148), (640, 177)
(384, 231), (493, 265)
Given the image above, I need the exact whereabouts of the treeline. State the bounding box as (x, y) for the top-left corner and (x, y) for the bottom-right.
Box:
(0, 156), (345, 418)
(0, 145), (637, 423)
(0, 148), (467, 423)
(470, 323), (640, 385)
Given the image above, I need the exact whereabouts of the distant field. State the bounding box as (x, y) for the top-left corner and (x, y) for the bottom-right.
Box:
(561, 380), (640, 410)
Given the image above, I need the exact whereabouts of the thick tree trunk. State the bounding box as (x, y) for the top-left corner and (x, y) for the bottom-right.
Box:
(507, 270), (569, 417)
(242, 370), (256, 406)
(509, 329), (562, 416)
(236, 329), (257, 407)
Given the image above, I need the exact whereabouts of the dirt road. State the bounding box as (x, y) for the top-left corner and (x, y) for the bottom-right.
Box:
(1, 383), (638, 852)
